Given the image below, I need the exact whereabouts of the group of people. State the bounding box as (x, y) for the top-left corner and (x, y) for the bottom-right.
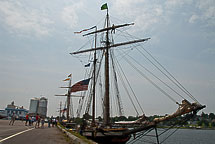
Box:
(25, 113), (45, 128)
(9, 113), (57, 128)
(24, 113), (34, 126)
(25, 114), (57, 128)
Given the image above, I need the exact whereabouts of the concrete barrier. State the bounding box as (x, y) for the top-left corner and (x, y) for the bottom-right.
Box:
(57, 125), (97, 144)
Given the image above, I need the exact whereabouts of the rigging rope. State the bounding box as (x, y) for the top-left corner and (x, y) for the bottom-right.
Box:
(115, 55), (145, 114)
(126, 53), (186, 100)
(137, 47), (199, 103)
(114, 58), (140, 116)
(110, 50), (124, 116)
(121, 53), (178, 104)
(127, 128), (154, 144)
(115, 28), (199, 103)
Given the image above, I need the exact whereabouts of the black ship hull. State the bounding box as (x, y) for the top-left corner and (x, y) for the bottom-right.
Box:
(82, 129), (131, 144)
(86, 135), (131, 144)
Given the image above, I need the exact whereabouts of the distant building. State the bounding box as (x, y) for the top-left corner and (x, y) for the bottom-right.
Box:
(5, 101), (28, 119)
(29, 97), (48, 118)
(0, 110), (7, 119)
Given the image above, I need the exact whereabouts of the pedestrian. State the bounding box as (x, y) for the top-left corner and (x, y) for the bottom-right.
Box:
(25, 114), (29, 126)
(35, 114), (40, 128)
(48, 117), (51, 128)
(41, 118), (45, 128)
(51, 116), (54, 127)
(9, 112), (16, 125)
(31, 117), (35, 126)
(29, 116), (32, 126)
(55, 119), (58, 126)
(52, 119), (55, 127)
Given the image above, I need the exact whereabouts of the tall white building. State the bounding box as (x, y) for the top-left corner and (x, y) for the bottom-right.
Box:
(29, 97), (48, 117)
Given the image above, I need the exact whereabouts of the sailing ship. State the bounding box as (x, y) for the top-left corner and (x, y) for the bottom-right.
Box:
(63, 3), (205, 144)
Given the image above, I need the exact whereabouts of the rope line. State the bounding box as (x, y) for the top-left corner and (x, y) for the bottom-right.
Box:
(126, 53), (186, 100)
(122, 53), (177, 103)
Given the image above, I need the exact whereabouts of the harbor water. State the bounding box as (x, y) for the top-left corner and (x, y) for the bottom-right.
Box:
(129, 129), (215, 144)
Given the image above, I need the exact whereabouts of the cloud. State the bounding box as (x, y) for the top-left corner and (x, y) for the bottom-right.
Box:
(189, 0), (215, 27)
(135, 5), (164, 31)
(61, 2), (83, 29)
(165, 0), (193, 8)
(189, 14), (199, 23)
(0, 1), (53, 37)
(111, 0), (165, 33)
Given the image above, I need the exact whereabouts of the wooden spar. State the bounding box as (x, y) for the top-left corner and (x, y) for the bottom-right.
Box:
(59, 87), (71, 88)
(55, 94), (84, 98)
(83, 23), (134, 36)
(92, 26), (97, 126)
(70, 8), (149, 127)
(104, 10), (110, 126)
(70, 10), (149, 127)
(67, 78), (71, 121)
(59, 101), (62, 122)
(70, 38), (150, 55)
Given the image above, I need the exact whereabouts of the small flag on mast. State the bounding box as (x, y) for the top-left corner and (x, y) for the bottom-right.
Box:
(74, 26), (96, 34)
(101, 3), (108, 10)
(84, 63), (90, 67)
(68, 74), (72, 77)
(63, 78), (70, 81)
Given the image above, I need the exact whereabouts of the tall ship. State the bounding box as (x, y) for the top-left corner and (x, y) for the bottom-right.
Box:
(61, 3), (205, 144)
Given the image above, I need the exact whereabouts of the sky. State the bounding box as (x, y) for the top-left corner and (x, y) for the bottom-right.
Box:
(0, 0), (214, 117)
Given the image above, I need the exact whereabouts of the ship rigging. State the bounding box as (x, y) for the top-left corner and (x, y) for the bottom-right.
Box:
(58, 3), (205, 144)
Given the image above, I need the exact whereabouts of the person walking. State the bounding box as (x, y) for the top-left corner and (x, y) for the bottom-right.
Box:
(41, 118), (45, 128)
(35, 114), (40, 128)
(29, 116), (32, 126)
(9, 112), (16, 125)
(51, 116), (54, 127)
(25, 114), (29, 126)
(48, 117), (51, 128)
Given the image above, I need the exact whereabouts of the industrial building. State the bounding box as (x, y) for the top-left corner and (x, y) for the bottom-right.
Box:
(29, 97), (48, 118)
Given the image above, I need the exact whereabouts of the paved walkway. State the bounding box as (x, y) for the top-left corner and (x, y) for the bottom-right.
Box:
(0, 120), (72, 144)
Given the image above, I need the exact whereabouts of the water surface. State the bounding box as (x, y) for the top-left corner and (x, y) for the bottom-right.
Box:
(129, 129), (215, 144)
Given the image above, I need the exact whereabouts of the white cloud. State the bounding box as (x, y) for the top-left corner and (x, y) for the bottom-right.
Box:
(189, 14), (199, 23)
(189, 0), (215, 27)
(0, 1), (53, 37)
(61, 2), (83, 29)
(165, 0), (193, 8)
(111, 0), (165, 33)
(134, 5), (163, 32)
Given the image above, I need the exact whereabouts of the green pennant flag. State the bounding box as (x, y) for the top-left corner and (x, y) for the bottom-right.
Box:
(101, 3), (108, 10)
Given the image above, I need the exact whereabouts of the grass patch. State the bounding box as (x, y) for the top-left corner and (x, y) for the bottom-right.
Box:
(58, 123), (95, 144)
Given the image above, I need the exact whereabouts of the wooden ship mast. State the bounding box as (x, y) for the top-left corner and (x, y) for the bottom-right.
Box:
(70, 8), (150, 127)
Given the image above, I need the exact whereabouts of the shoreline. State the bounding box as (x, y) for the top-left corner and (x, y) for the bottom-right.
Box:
(158, 126), (215, 130)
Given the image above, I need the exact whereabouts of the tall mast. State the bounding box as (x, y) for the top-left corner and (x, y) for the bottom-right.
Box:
(104, 9), (110, 126)
(70, 6), (151, 126)
(59, 101), (62, 122)
(92, 26), (97, 126)
(67, 78), (72, 121)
